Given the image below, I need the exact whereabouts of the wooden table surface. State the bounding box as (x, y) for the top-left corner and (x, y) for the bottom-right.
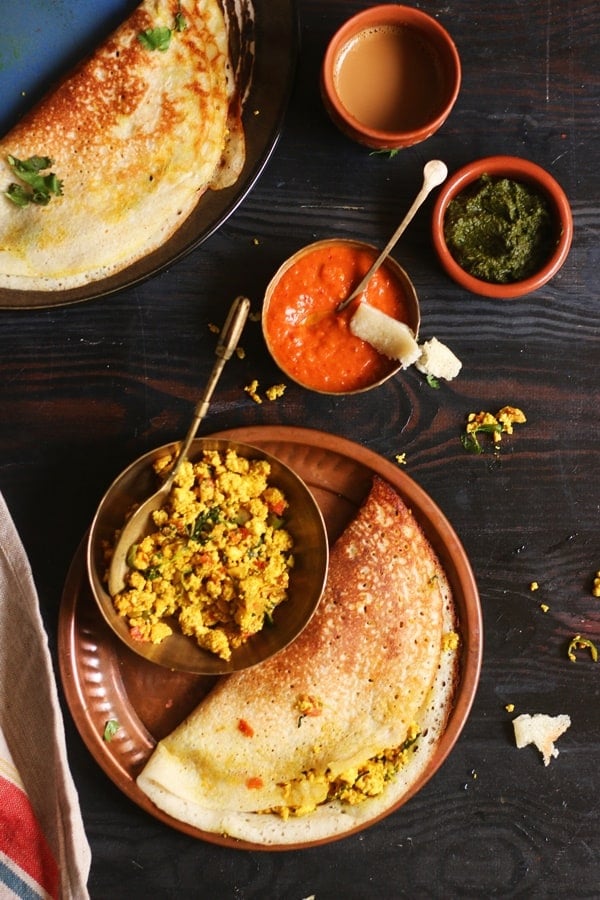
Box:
(1, 1), (598, 896)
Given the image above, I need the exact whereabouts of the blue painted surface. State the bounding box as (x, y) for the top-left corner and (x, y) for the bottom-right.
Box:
(0, 1), (138, 134)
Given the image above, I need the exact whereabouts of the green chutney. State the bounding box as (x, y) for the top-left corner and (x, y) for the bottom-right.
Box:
(444, 175), (555, 283)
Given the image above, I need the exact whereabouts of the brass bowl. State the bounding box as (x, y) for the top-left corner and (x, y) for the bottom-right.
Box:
(87, 438), (329, 675)
(262, 238), (421, 395)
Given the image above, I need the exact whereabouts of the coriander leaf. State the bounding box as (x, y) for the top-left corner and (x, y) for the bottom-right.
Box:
(426, 374), (441, 389)
(138, 26), (173, 51)
(187, 507), (220, 543)
(460, 432), (483, 454)
(369, 148), (401, 158)
(476, 423), (503, 436)
(4, 155), (63, 207)
(103, 719), (120, 742)
(5, 183), (31, 208)
(7, 154), (53, 174)
(174, 11), (187, 32)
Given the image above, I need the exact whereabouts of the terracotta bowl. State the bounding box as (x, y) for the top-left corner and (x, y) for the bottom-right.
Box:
(432, 156), (573, 299)
(87, 438), (329, 675)
(262, 238), (421, 395)
(320, 4), (461, 150)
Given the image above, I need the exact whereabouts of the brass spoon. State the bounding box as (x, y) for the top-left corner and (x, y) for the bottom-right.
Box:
(107, 294), (250, 596)
(336, 159), (448, 313)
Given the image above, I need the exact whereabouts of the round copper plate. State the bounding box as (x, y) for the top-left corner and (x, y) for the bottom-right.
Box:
(58, 426), (482, 849)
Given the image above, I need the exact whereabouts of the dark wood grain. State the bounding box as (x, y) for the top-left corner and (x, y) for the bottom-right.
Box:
(1, 0), (599, 896)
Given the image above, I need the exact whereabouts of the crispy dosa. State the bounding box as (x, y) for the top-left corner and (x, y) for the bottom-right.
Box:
(0, 0), (248, 291)
(137, 476), (460, 844)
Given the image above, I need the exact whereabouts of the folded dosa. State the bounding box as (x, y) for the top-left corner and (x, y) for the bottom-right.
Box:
(137, 476), (460, 844)
(0, 0), (247, 291)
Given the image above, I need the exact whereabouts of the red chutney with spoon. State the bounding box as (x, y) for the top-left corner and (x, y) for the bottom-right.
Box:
(262, 239), (420, 395)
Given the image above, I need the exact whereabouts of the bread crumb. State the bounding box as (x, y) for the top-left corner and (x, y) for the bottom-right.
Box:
(513, 713), (571, 766)
(529, 581), (539, 591)
(540, 603), (549, 613)
(505, 703), (515, 713)
(415, 337), (462, 381)
(395, 453), (406, 466)
(592, 570), (600, 597)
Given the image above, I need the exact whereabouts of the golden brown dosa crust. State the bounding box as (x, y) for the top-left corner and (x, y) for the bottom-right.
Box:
(137, 475), (458, 840)
(0, 0), (246, 290)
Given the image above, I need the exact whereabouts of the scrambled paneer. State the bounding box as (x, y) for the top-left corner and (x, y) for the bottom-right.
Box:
(244, 379), (262, 404)
(269, 724), (421, 819)
(111, 449), (294, 660)
(265, 383), (286, 401)
(442, 630), (460, 651)
(462, 405), (526, 453)
(244, 380), (287, 404)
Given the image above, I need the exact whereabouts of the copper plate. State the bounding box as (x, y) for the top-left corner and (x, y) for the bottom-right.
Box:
(58, 426), (482, 849)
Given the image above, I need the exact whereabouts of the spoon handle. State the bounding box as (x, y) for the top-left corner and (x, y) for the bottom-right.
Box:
(336, 159), (448, 312)
(171, 295), (250, 478)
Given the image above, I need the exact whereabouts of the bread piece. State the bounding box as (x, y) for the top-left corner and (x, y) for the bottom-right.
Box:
(513, 713), (571, 766)
(349, 303), (420, 367)
(415, 337), (462, 381)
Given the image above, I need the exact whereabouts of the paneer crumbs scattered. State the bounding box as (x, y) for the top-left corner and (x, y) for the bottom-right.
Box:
(461, 405), (526, 453)
(442, 631), (460, 651)
(111, 449), (294, 660)
(244, 379), (262, 403)
(265, 383), (286, 401)
(567, 634), (598, 663)
(244, 379), (287, 404)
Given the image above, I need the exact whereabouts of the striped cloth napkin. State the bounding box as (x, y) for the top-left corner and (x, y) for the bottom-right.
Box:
(0, 493), (91, 899)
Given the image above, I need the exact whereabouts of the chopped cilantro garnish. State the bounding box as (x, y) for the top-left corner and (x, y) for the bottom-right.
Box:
(4, 154), (63, 207)
(187, 507), (221, 542)
(426, 373), (441, 389)
(103, 719), (120, 742)
(5, 184), (32, 208)
(461, 422), (503, 454)
(174, 11), (187, 32)
(369, 148), (401, 158)
(138, 26), (173, 51)
(460, 432), (484, 454)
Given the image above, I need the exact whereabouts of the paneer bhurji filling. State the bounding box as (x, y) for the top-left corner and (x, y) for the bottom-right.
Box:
(111, 449), (294, 660)
(265, 723), (422, 819)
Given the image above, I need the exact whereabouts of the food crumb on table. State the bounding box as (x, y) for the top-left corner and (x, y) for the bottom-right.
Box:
(513, 713), (571, 766)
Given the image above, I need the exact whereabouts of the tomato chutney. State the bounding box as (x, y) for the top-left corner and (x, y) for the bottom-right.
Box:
(262, 239), (420, 394)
